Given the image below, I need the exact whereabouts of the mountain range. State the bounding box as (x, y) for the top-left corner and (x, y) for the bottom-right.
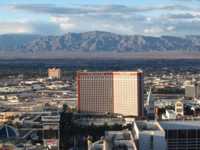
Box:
(1, 31), (200, 53)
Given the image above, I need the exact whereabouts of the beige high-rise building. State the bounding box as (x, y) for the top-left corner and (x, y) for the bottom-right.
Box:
(48, 68), (61, 79)
(185, 83), (200, 99)
(77, 71), (144, 117)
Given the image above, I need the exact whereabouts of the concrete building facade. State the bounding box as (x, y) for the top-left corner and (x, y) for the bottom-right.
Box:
(185, 83), (200, 99)
(89, 130), (137, 150)
(48, 68), (61, 79)
(77, 71), (144, 117)
(133, 121), (167, 150)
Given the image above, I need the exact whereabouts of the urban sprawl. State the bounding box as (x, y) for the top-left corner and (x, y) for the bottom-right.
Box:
(0, 67), (200, 150)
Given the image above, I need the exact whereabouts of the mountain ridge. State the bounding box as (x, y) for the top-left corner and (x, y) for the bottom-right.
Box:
(1, 31), (200, 53)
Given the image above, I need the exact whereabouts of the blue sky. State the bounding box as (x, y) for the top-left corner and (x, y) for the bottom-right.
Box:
(0, 0), (200, 36)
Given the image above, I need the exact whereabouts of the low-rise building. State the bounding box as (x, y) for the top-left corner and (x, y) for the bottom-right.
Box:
(104, 130), (137, 150)
(133, 121), (166, 150)
(42, 115), (60, 150)
(0, 112), (19, 124)
(90, 130), (137, 150)
(162, 110), (176, 120)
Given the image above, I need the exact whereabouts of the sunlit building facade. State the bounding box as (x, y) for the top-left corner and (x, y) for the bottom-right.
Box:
(48, 68), (61, 79)
(77, 71), (144, 117)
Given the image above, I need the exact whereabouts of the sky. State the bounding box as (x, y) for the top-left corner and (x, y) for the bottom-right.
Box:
(0, 0), (200, 36)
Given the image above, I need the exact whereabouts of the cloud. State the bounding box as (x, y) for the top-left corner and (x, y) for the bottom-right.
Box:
(174, 0), (193, 1)
(7, 4), (191, 15)
(30, 22), (61, 35)
(0, 10), (197, 36)
(8, 4), (88, 15)
(143, 26), (175, 35)
(50, 16), (76, 31)
(166, 13), (200, 20)
(0, 21), (62, 35)
(0, 3), (200, 36)
(166, 26), (176, 31)
(0, 22), (31, 34)
(170, 20), (200, 35)
(144, 27), (164, 35)
(49, 15), (136, 34)
(173, 0), (200, 2)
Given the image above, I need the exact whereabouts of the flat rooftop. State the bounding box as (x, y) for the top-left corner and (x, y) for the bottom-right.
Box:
(160, 120), (200, 130)
(105, 130), (131, 141)
(105, 130), (136, 150)
(73, 117), (125, 126)
(77, 71), (143, 75)
(136, 121), (160, 131)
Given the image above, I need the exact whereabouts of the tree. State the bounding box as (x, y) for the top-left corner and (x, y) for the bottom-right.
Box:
(62, 103), (69, 112)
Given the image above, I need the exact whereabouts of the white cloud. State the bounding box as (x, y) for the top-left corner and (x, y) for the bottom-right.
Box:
(0, 20), (63, 35)
(146, 17), (152, 22)
(144, 27), (164, 35)
(49, 14), (136, 35)
(166, 26), (175, 31)
(0, 22), (31, 34)
(143, 24), (176, 35)
(6, 4), (191, 15)
(50, 16), (76, 31)
(1, 3), (200, 36)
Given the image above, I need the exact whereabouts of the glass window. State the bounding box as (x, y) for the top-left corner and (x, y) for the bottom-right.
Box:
(178, 130), (187, 139)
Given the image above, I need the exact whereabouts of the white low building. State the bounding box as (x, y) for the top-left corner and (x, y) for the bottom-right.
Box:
(90, 130), (137, 150)
(133, 120), (167, 150)
(162, 109), (176, 120)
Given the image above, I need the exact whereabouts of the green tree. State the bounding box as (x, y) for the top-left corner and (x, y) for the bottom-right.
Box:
(62, 103), (68, 112)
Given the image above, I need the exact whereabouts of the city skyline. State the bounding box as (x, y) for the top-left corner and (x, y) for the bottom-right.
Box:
(0, 0), (200, 36)
(2, 1), (200, 149)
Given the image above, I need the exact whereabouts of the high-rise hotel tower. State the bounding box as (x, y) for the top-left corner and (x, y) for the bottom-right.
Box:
(48, 67), (61, 79)
(77, 71), (144, 117)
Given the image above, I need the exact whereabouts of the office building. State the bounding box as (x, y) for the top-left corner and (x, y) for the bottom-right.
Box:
(185, 85), (196, 98)
(42, 115), (60, 150)
(48, 68), (61, 79)
(89, 119), (200, 150)
(146, 88), (155, 116)
(185, 83), (200, 99)
(77, 71), (144, 117)
(133, 121), (166, 150)
(160, 120), (200, 150)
